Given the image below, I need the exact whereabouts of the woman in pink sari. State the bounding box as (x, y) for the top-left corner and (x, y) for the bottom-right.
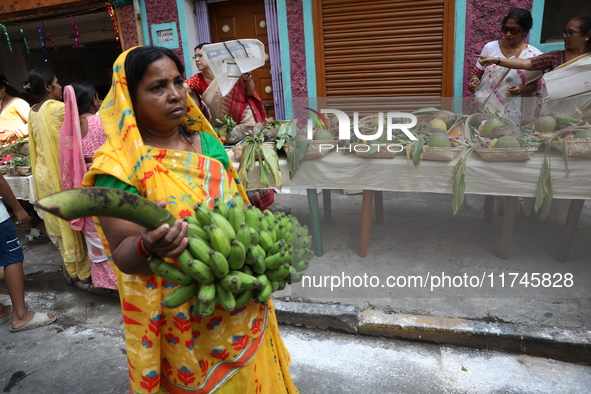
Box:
(60, 82), (117, 290)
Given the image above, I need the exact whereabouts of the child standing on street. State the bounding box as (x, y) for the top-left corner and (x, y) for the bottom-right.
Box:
(0, 173), (57, 332)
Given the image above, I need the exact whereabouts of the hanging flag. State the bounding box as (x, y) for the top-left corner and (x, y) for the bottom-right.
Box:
(71, 15), (80, 49)
(107, 5), (121, 47)
(36, 22), (48, 62)
(0, 24), (12, 52)
(41, 21), (59, 52)
(19, 25), (30, 57)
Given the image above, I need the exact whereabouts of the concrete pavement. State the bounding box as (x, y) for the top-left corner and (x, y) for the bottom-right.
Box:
(1, 284), (590, 393)
(0, 191), (590, 392)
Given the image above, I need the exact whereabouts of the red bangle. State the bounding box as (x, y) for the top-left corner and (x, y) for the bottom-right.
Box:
(136, 236), (152, 259)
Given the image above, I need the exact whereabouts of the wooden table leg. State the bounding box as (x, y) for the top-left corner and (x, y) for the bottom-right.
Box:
(483, 195), (494, 223)
(556, 199), (585, 263)
(322, 189), (332, 225)
(359, 190), (374, 258)
(306, 189), (324, 257)
(499, 196), (518, 260)
(374, 191), (384, 224)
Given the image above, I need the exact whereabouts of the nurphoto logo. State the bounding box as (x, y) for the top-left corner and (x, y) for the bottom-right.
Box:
(306, 109), (419, 141)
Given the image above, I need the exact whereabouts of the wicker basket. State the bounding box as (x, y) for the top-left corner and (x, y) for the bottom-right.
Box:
(351, 143), (401, 159)
(282, 140), (335, 160)
(232, 142), (276, 161)
(475, 146), (538, 162)
(410, 146), (464, 161)
(548, 138), (591, 158)
(16, 166), (31, 176)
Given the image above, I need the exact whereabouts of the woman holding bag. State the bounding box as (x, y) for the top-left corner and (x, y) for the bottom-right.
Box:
(477, 12), (591, 121)
(469, 8), (544, 124)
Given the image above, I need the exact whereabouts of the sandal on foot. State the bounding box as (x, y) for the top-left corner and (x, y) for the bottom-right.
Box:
(0, 306), (12, 326)
(10, 312), (57, 332)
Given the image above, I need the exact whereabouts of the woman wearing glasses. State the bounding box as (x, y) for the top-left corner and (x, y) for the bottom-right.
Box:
(469, 8), (543, 125)
(477, 12), (591, 121)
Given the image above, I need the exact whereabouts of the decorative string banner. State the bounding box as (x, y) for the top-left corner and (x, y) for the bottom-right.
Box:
(36, 22), (48, 62)
(0, 24), (12, 52)
(107, 5), (121, 46)
(19, 25), (30, 56)
(41, 22), (58, 53)
(71, 15), (80, 49)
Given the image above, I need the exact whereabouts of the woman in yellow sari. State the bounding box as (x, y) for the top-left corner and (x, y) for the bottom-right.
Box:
(83, 46), (297, 394)
(24, 68), (90, 282)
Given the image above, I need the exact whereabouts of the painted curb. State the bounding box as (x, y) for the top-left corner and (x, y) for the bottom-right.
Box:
(274, 301), (591, 365)
(274, 300), (359, 334)
(360, 310), (591, 365)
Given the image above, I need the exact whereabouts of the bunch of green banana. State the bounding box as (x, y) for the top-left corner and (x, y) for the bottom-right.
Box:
(34, 188), (314, 318)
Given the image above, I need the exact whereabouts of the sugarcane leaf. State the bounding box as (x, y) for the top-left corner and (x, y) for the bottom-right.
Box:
(534, 155), (548, 212)
(451, 173), (466, 214)
(255, 146), (270, 188)
(288, 140), (310, 178)
(405, 145), (412, 163)
(261, 145), (282, 189)
(451, 145), (476, 214)
(562, 139), (569, 173)
(540, 178), (553, 220)
(412, 135), (425, 167)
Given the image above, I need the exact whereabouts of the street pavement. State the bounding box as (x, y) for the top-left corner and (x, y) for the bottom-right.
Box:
(1, 281), (590, 394)
(1, 191), (590, 393)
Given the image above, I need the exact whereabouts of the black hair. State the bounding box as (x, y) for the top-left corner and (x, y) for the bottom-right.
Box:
(195, 43), (211, 51)
(0, 75), (20, 98)
(125, 46), (185, 102)
(70, 81), (97, 115)
(503, 8), (533, 34)
(570, 12), (591, 51)
(22, 68), (56, 97)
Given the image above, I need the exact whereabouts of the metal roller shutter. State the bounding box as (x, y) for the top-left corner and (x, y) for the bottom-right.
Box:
(314, 0), (454, 100)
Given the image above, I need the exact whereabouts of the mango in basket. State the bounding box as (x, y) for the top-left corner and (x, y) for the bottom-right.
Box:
(574, 129), (591, 138)
(427, 133), (451, 148)
(428, 119), (448, 132)
(534, 116), (557, 133)
(494, 136), (520, 148)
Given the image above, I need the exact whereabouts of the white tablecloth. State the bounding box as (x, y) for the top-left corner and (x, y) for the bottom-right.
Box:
(289, 148), (591, 199)
(4, 175), (35, 202)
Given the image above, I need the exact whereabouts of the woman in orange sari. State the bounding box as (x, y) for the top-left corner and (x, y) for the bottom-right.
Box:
(83, 46), (297, 394)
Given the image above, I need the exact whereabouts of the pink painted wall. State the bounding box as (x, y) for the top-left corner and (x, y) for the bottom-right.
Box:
(286, 0), (307, 98)
(463, 0), (534, 97)
(145, 0), (185, 66)
(117, 4), (139, 50)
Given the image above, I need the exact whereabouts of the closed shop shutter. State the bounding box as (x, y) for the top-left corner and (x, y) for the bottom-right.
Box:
(314, 0), (454, 99)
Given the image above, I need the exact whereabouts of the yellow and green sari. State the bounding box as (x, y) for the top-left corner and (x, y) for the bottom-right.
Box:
(83, 48), (297, 394)
(29, 100), (90, 281)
